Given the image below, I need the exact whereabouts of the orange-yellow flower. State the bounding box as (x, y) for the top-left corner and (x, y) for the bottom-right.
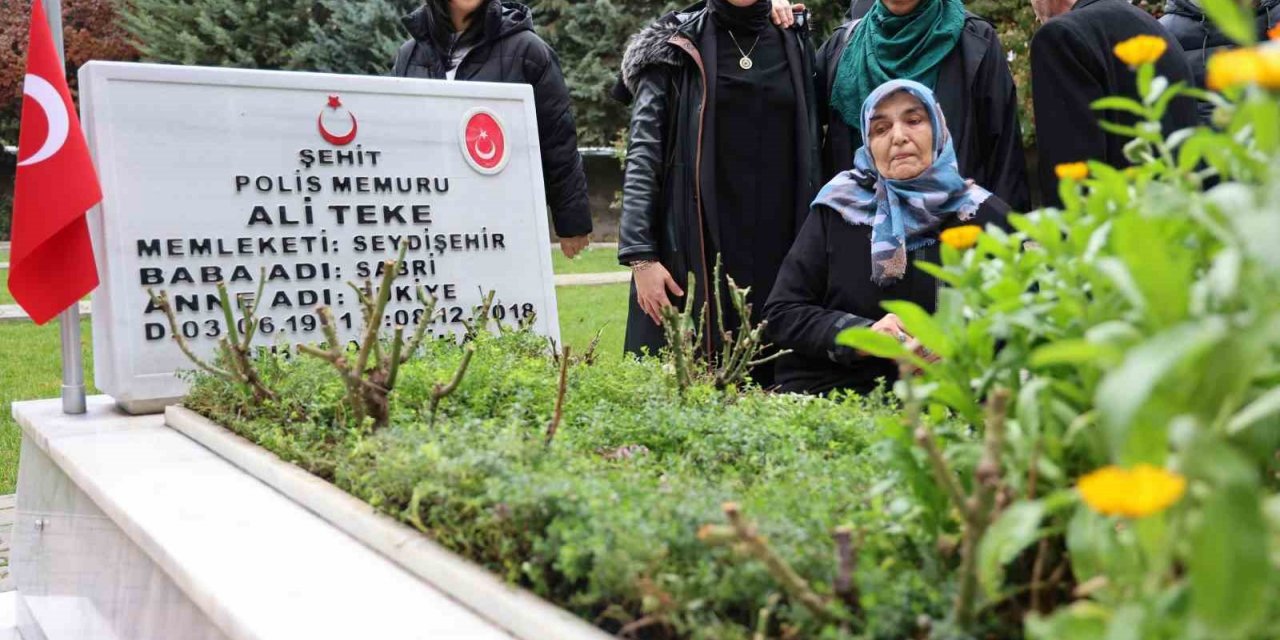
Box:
(1077, 464), (1186, 518)
(939, 225), (981, 250)
(1055, 162), (1089, 182)
(1207, 46), (1280, 91)
(1269, 24), (1280, 41)
(1113, 35), (1168, 67)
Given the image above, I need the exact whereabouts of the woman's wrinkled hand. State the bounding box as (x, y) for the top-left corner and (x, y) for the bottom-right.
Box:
(870, 313), (940, 369)
(770, 0), (806, 27)
(868, 313), (910, 346)
(633, 262), (685, 326)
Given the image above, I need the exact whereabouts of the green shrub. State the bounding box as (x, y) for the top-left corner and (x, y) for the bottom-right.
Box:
(838, 9), (1280, 636)
(186, 330), (984, 638)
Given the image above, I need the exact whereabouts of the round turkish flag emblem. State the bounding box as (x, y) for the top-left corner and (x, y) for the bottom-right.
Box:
(460, 108), (509, 175)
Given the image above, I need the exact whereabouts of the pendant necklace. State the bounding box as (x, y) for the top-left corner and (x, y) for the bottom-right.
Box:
(727, 29), (761, 70)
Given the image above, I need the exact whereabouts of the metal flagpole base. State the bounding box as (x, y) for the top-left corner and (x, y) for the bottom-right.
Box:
(59, 304), (87, 415)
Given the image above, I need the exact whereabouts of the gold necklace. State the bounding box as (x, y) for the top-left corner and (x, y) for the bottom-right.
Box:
(727, 30), (761, 71)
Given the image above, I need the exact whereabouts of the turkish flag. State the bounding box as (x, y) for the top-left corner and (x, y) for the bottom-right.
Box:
(7, 0), (101, 325)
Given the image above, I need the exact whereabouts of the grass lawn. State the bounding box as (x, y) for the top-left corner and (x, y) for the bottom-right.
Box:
(553, 283), (629, 359)
(551, 246), (625, 275)
(0, 273), (89, 307)
(0, 284), (629, 494)
(0, 319), (96, 494)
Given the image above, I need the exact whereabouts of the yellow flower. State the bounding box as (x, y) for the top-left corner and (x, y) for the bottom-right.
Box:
(1055, 162), (1089, 182)
(1207, 46), (1280, 91)
(939, 225), (981, 250)
(1113, 35), (1168, 67)
(1077, 464), (1187, 518)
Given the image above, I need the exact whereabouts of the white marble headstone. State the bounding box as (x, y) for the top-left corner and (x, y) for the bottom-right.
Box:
(78, 62), (560, 413)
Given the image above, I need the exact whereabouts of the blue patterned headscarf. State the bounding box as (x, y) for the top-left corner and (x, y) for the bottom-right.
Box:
(813, 79), (991, 286)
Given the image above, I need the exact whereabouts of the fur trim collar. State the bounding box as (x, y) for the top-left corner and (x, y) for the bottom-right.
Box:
(620, 13), (692, 95)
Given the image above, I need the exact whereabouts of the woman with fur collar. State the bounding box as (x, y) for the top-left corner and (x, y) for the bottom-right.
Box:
(613, 0), (822, 387)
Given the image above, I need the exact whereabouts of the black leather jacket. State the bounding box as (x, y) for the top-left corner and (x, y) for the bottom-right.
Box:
(613, 4), (821, 286)
(392, 0), (592, 238)
(1159, 0), (1279, 123)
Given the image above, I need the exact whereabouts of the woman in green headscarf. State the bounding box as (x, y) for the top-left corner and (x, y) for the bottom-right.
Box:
(815, 0), (1032, 212)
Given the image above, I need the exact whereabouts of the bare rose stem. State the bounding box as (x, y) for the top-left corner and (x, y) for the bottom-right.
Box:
(544, 346), (571, 446)
(148, 268), (276, 402)
(908, 367), (1010, 627)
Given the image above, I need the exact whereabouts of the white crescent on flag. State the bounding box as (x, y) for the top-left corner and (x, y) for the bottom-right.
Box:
(473, 131), (497, 161)
(17, 73), (69, 168)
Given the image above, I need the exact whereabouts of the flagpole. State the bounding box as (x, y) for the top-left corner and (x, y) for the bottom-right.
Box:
(42, 0), (88, 415)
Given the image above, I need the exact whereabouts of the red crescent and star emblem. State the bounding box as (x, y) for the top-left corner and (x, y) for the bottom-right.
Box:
(317, 94), (357, 146)
(462, 110), (507, 174)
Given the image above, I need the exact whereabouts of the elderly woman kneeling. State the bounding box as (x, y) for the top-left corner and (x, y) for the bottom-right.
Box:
(764, 79), (1010, 395)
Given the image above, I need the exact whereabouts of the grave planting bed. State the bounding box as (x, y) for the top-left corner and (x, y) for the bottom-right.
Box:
(180, 330), (969, 639)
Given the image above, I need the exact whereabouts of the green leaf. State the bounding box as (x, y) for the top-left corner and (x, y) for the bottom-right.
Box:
(1150, 82), (1187, 120)
(834, 327), (906, 359)
(881, 300), (954, 359)
(1091, 96), (1148, 117)
(1226, 386), (1280, 435)
(1198, 0), (1257, 45)
(1142, 76), (1168, 107)
(1026, 602), (1110, 640)
(1241, 93), (1280, 154)
(1095, 258), (1147, 311)
(1097, 120), (1143, 139)
(1137, 63), (1155, 100)
(1110, 214), (1195, 328)
(1189, 484), (1270, 638)
(914, 260), (965, 287)
(1066, 506), (1143, 588)
(978, 500), (1047, 599)
(1029, 340), (1118, 369)
(1105, 604), (1148, 640)
(1095, 319), (1228, 461)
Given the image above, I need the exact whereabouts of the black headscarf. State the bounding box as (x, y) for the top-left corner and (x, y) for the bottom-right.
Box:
(708, 0), (772, 33)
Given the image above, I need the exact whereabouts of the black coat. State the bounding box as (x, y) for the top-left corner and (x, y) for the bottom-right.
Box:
(1030, 0), (1198, 208)
(816, 13), (1031, 213)
(392, 0), (592, 238)
(764, 196), (1010, 395)
(614, 4), (822, 357)
(1159, 0), (1280, 123)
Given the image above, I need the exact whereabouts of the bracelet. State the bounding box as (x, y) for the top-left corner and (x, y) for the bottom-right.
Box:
(630, 260), (657, 272)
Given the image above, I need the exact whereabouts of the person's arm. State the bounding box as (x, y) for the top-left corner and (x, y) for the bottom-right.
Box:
(765, 211), (874, 362)
(976, 30), (1031, 212)
(1030, 22), (1107, 208)
(618, 67), (668, 266)
(619, 67), (684, 325)
(526, 45), (592, 249)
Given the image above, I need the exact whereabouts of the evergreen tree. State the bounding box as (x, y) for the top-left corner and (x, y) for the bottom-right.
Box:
(295, 0), (420, 75)
(120, 0), (313, 70)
